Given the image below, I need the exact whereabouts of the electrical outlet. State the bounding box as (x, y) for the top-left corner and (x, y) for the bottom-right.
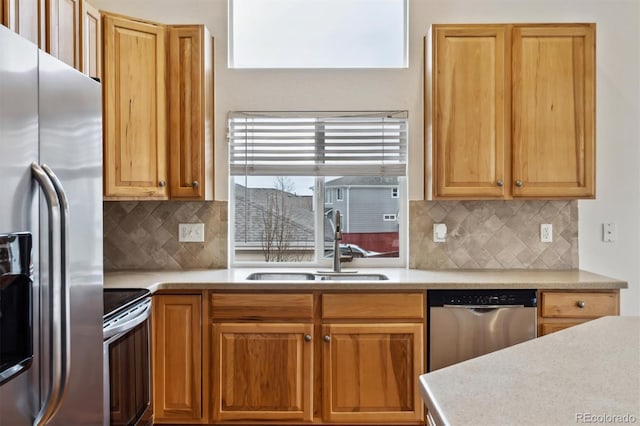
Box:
(433, 223), (447, 243)
(179, 223), (205, 242)
(540, 224), (553, 243)
(603, 223), (616, 242)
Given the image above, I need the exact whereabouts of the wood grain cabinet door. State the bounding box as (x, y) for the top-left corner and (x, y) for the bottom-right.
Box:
(2, 0), (42, 45)
(79, 0), (100, 79)
(321, 323), (424, 423)
(102, 13), (167, 199)
(211, 322), (313, 422)
(153, 294), (203, 423)
(167, 25), (214, 200)
(512, 24), (595, 198)
(45, 0), (80, 68)
(432, 25), (509, 199)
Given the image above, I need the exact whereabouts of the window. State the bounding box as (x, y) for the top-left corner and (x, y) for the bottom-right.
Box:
(229, 111), (407, 266)
(383, 214), (397, 221)
(229, 0), (408, 68)
(391, 187), (399, 198)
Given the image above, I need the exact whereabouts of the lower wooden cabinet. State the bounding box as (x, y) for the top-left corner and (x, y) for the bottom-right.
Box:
(321, 323), (424, 423)
(538, 290), (620, 336)
(211, 322), (314, 422)
(152, 294), (203, 423)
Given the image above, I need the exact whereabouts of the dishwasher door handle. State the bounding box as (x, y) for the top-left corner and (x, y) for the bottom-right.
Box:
(442, 304), (527, 309)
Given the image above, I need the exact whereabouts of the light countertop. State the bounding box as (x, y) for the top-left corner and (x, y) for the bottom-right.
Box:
(419, 316), (640, 426)
(103, 268), (627, 292)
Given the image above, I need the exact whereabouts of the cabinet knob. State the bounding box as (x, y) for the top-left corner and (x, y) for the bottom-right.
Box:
(496, 179), (504, 187)
(304, 334), (312, 342)
(577, 300), (586, 308)
(323, 335), (331, 343)
(158, 180), (166, 187)
(515, 180), (523, 188)
(192, 180), (199, 188)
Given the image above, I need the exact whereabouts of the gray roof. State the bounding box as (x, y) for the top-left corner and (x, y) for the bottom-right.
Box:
(234, 183), (315, 244)
(325, 176), (398, 187)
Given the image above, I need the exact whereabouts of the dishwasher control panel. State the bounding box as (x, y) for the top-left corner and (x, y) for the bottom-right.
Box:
(428, 289), (537, 307)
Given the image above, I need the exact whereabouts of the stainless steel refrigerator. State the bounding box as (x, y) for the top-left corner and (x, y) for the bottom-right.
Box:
(0, 25), (103, 425)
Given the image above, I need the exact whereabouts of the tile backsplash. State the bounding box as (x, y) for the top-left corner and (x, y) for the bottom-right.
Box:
(409, 200), (578, 269)
(103, 199), (578, 271)
(103, 201), (227, 270)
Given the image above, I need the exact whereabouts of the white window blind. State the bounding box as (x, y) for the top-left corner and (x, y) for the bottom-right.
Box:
(229, 111), (408, 176)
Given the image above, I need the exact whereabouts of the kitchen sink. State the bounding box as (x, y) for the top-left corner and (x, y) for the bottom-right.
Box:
(316, 273), (388, 281)
(246, 272), (316, 280)
(245, 272), (388, 281)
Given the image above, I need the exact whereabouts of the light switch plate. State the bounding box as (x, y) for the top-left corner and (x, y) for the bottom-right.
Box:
(179, 223), (205, 242)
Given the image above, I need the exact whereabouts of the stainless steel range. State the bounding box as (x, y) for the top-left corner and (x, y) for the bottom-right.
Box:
(103, 289), (152, 426)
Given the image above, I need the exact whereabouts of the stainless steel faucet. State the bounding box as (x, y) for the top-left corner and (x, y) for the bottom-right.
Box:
(333, 210), (342, 272)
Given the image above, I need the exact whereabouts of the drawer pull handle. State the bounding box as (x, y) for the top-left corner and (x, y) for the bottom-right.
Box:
(158, 180), (166, 187)
(323, 335), (331, 343)
(192, 180), (199, 188)
(577, 300), (586, 308)
(304, 334), (312, 342)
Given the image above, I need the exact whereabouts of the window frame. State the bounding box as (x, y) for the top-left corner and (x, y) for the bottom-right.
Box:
(228, 111), (408, 268)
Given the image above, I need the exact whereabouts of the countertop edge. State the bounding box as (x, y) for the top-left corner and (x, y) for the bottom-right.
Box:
(103, 268), (628, 292)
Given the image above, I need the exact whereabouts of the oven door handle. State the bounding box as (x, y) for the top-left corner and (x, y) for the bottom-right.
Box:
(103, 299), (152, 341)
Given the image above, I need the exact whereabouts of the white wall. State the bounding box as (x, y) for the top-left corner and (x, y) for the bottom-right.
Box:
(92, 0), (640, 315)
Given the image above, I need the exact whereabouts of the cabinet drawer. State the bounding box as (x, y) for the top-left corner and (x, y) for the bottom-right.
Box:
(322, 293), (424, 320)
(541, 292), (618, 318)
(210, 293), (314, 320)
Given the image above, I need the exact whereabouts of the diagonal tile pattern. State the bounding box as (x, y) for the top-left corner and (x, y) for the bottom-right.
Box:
(104, 199), (578, 271)
(103, 201), (228, 271)
(409, 200), (578, 270)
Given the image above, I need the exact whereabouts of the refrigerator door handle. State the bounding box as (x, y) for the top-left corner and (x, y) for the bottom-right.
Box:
(41, 164), (72, 413)
(31, 162), (66, 426)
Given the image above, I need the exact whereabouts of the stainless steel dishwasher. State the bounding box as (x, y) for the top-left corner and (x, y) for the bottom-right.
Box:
(428, 289), (537, 371)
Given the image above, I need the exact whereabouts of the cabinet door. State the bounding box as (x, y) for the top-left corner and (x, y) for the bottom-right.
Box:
(212, 322), (313, 422)
(512, 24), (595, 198)
(322, 323), (424, 423)
(153, 295), (202, 422)
(79, 0), (100, 79)
(432, 25), (509, 198)
(2, 0), (41, 45)
(45, 0), (80, 68)
(103, 13), (167, 199)
(167, 25), (214, 200)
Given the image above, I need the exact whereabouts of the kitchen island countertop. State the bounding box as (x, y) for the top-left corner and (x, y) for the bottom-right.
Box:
(419, 316), (640, 426)
(103, 268), (627, 292)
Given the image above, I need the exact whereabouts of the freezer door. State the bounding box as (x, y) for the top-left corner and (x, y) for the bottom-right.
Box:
(38, 51), (104, 425)
(0, 26), (40, 426)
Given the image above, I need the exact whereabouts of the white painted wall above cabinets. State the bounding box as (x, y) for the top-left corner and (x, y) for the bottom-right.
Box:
(91, 0), (639, 315)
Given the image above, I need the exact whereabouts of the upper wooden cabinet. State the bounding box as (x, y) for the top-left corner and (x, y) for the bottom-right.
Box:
(79, 0), (100, 79)
(168, 25), (214, 200)
(429, 23), (595, 200)
(45, 0), (80, 68)
(101, 13), (214, 200)
(102, 13), (168, 199)
(1, 0), (42, 45)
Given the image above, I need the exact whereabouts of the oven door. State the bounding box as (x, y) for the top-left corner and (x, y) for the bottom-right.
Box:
(103, 298), (152, 426)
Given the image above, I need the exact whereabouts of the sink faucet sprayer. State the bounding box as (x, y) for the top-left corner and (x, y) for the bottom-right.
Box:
(333, 210), (342, 272)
